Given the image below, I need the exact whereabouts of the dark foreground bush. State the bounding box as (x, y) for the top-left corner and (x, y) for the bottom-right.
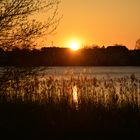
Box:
(0, 101), (140, 140)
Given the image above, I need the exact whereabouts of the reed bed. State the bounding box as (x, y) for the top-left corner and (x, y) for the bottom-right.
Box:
(0, 69), (140, 110)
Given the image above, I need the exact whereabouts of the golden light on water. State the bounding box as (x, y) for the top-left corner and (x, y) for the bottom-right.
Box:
(72, 85), (78, 105)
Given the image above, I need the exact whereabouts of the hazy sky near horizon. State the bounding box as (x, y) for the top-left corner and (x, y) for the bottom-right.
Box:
(47, 0), (140, 49)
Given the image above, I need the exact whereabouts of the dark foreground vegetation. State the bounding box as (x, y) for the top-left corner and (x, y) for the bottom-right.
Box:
(0, 45), (140, 66)
(0, 101), (140, 139)
(0, 70), (140, 139)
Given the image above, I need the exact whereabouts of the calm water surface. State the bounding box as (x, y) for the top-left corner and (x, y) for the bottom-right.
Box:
(0, 66), (140, 79)
(37, 66), (140, 79)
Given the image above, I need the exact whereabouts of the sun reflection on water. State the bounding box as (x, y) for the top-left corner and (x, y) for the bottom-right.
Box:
(72, 85), (78, 109)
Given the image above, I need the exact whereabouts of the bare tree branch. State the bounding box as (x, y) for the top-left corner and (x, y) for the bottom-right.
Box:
(0, 0), (61, 50)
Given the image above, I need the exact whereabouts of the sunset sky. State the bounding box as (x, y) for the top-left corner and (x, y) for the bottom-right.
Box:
(47, 0), (140, 50)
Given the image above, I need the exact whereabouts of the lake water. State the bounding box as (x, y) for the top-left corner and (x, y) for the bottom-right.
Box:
(1, 66), (140, 79)
(36, 66), (140, 79)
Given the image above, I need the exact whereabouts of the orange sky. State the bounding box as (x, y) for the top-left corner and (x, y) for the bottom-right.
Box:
(46, 0), (140, 50)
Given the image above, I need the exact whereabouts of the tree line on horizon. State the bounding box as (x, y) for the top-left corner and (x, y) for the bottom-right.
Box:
(0, 45), (140, 66)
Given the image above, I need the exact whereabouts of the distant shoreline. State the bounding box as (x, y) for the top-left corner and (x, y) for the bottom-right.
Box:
(0, 46), (140, 67)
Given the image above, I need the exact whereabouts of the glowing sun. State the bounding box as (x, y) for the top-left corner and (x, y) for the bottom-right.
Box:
(69, 40), (81, 51)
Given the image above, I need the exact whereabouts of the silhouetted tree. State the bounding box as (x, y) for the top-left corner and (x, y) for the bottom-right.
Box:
(0, 0), (60, 50)
(135, 38), (140, 50)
